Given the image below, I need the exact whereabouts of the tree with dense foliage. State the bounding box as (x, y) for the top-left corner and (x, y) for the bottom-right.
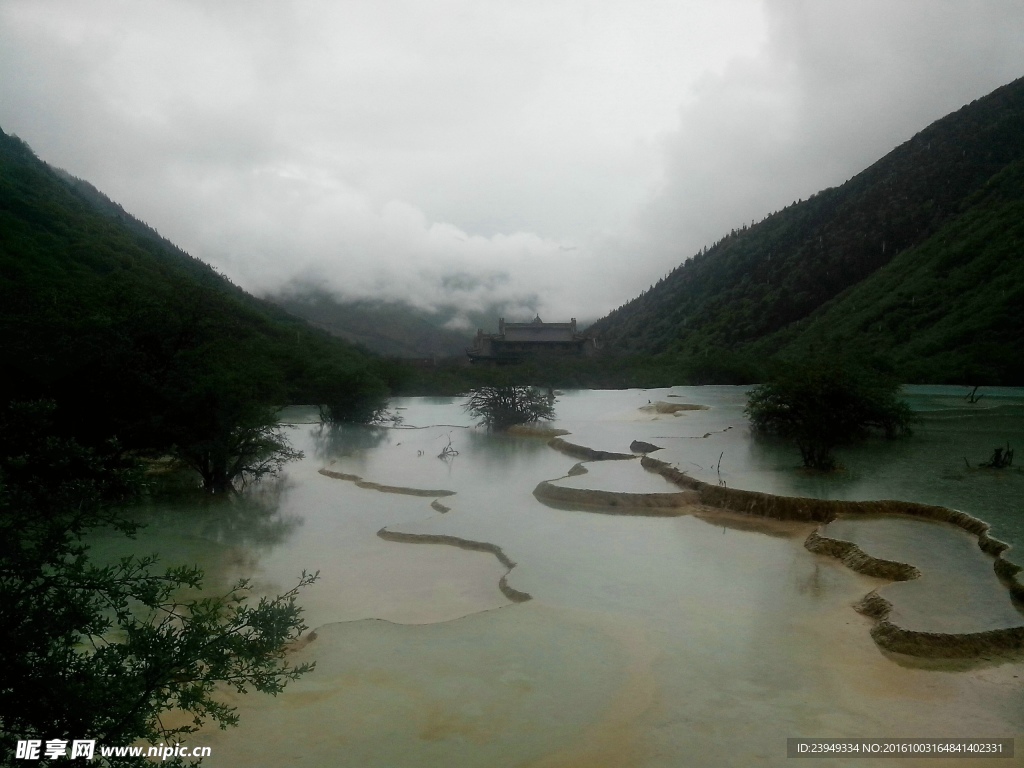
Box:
(311, 363), (390, 425)
(170, 401), (303, 493)
(744, 361), (913, 470)
(0, 402), (316, 767)
(464, 385), (556, 430)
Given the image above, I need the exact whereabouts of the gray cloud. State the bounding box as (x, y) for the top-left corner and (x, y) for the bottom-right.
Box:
(629, 0), (1024, 284)
(1, 1), (1021, 321)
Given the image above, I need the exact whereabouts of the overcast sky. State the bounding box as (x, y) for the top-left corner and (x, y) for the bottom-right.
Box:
(2, 1), (1023, 326)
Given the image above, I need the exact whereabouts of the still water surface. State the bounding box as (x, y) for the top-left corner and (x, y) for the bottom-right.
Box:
(102, 386), (1024, 766)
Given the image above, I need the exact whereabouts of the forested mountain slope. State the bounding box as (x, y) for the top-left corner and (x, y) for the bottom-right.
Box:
(268, 291), (473, 358)
(0, 128), (391, 450)
(589, 76), (1024, 383)
(756, 158), (1024, 382)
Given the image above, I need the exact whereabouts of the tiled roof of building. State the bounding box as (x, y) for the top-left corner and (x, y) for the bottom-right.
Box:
(503, 325), (576, 342)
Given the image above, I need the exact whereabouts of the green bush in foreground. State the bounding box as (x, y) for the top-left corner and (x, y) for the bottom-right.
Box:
(745, 361), (913, 470)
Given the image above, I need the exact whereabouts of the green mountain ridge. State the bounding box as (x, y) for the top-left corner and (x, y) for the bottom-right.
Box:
(588, 75), (1024, 384)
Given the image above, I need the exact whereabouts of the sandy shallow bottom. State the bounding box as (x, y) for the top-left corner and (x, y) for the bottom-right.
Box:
(113, 390), (1024, 766)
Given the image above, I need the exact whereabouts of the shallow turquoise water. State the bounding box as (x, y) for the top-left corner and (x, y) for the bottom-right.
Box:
(98, 387), (1024, 766)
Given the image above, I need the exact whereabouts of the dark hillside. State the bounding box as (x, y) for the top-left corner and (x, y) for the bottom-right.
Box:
(0, 128), (390, 449)
(758, 157), (1024, 383)
(589, 76), (1024, 381)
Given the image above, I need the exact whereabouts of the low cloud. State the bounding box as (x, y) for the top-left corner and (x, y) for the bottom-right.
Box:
(1, 1), (1022, 322)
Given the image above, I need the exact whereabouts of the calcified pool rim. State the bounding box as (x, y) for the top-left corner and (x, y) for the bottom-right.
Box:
(376, 527), (532, 604)
(318, 466), (457, 497)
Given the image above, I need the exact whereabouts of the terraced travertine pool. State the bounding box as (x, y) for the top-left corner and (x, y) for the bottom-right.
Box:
(97, 386), (1024, 766)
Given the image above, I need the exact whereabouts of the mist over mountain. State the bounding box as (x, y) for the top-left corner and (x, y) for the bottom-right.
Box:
(588, 75), (1024, 384)
(264, 287), (603, 359)
(265, 291), (476, 359)
(5, 65), (1023, 386)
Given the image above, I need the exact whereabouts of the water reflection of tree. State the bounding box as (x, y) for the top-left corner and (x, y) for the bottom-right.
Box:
(134, 477), (300, 553)
(199, 477), (301, 550)
(463, 428), (553, 470)
(309, 422), (391, 463)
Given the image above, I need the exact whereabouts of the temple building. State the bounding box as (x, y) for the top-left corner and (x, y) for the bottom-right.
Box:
(467, 315), (597, 364)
